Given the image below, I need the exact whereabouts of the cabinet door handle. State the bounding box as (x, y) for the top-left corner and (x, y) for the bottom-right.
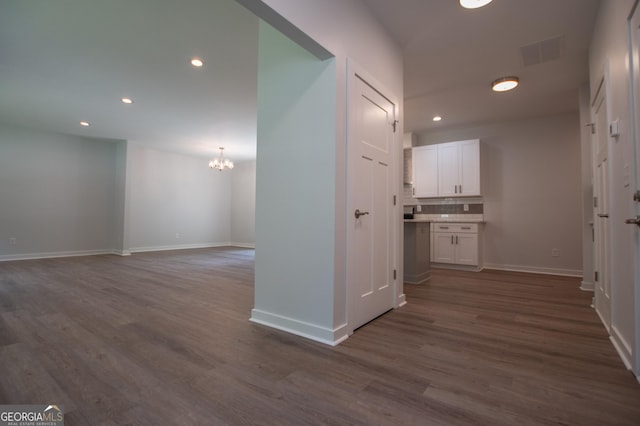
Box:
(451, 235), (454, 245)
(456, 235), (459, 244)
(454, 185), (458, 194)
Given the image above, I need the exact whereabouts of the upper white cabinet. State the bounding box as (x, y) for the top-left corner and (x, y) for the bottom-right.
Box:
(411, 145), (438, 197)
(412, 139), (481, 198)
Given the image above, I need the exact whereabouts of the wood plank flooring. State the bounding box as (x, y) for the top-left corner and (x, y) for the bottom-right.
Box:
(1, 248), (639, 425)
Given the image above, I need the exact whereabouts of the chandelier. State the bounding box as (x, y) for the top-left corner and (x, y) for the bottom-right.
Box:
(208, 147), (234, 171)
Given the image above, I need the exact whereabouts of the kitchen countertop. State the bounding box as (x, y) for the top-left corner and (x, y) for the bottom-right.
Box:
(404, 214), (485, 223)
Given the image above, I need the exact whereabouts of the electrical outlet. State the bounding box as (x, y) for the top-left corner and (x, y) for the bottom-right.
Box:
(175, 233), (180, 239)
(416, 204), (422, 212)
(551, 248), (559, 257)
(463, 204), (469, 212)
(8, 237), (16, 245)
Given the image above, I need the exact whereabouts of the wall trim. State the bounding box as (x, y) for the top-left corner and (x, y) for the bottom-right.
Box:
(0, 244), (253, 262)
(404, 270), (431, 285)
(0, 249), (116, 262)
(250, 309), (349, 346)
(611, 325), (633, 370)
(595, 307), (611, 333)
(229, 243), (256, 249)
(580, 280), (595, 291)
(129, 242), (229, 253)
(483, 263), (582, 277)
(397, 293), (407, 308)
(432, 263), (483, 273)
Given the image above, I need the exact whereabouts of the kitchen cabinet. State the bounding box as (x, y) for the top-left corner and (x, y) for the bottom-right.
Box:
(411, 139), (480, 198)
(403, 221), (431, 284)
(431, 223), (482, 270)
(411, 145), (438, 197)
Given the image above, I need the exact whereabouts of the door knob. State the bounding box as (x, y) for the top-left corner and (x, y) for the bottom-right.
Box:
(625, 216), (640, 228)
(354, 209), (370, 219)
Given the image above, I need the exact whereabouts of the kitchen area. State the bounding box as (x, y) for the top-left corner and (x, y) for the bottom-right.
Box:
(403, 132), (485, 284)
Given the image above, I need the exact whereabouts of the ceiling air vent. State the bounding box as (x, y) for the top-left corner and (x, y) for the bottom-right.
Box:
(520, 35), (564, 66)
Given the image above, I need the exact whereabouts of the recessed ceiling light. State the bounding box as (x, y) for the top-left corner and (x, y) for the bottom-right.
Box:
(190, 58), (204, 67)
(460, 0), (493, 9)
(433, 116), (442, 122)
(491, 76), (519, 92)
(80, 121), (90, 127)
(121, 97), (133, 104)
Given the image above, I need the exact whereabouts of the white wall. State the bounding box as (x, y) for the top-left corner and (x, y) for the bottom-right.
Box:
(418, 112), (583, 276)
(127, 144), (232, 252)
(0, 124), (252, 259)
(0, 123), (118, 259)
(230, 160), (256, 247)
(251, 21), (338, 343)
(589, 0), (638, 374)
(245, 0), (403, 344)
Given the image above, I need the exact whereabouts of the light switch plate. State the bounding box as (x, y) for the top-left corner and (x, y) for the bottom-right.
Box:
(609, 119), (620, 137)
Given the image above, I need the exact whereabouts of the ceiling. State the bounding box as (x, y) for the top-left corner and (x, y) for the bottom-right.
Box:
(0, 0), (259, 161)
(0, 0), (600, 161)
(365, 0), (600, 133)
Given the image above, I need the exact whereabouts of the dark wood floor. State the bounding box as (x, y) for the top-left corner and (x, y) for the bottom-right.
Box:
(1, 248), (639, 425)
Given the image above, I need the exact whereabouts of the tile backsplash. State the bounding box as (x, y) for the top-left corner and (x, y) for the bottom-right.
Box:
(404, 202), (483, 215)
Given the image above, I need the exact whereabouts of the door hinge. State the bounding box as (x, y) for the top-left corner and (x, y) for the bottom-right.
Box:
(392, 120), (399, 133)
(586, 123), (595, 134)
(594, 271), (599, 282)
(593, 196), (598, 208)
(393, 269), (397, 280)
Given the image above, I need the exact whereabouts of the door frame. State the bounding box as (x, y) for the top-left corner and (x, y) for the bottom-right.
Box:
(345, 59), (404, 335)
(627, 0), (640, 379)
(591, 74), (612, 333)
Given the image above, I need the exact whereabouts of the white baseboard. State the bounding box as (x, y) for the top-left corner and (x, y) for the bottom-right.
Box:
(483, 263), (582, 277)
(229, 243), (256, 249)
(595, 307), (611, 333)
(250, 309), (349, 346)
(397, 293), (407, 308)
(580, 280), (595, 291)
(611, 326), (633, 371)
(0, 249), (116, 262)
(0, 243), (253, 262)
(404, 270), (431, 285)
(432, 263), (483, 272)
(129, 242), (229, 253)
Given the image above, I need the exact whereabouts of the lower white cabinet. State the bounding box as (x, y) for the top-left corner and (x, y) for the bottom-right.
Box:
(431, 223), (482, 270)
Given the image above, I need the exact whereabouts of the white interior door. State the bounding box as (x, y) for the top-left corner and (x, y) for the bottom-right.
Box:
(593, 83), (612, 331)
(347, 72), (396, 331)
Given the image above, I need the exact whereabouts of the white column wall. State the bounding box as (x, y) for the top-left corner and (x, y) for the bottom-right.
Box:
(243, 0), (404, 342)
